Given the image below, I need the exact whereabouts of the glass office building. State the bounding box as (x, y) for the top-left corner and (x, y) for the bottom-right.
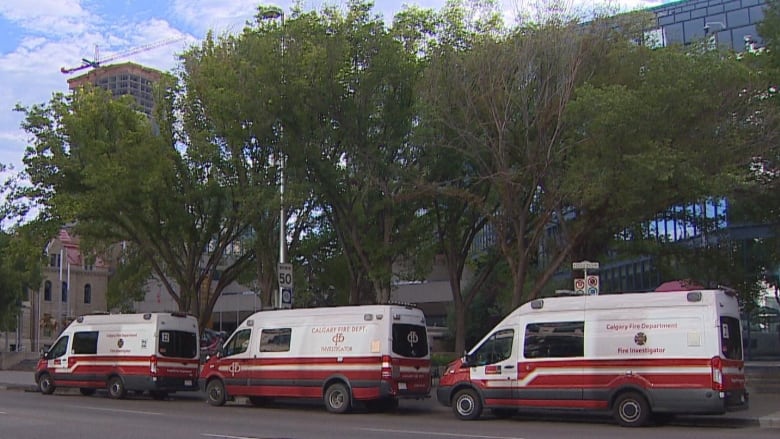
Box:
(650, 0), (767, 50)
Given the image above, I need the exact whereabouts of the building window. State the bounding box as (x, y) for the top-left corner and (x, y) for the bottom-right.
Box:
(62, 281), (68, 303)
(44, 281), (52, 301)
(84, 284), (92, 304)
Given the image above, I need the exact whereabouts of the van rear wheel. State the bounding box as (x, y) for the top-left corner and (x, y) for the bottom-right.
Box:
(324, 383), (351, 414)
(613, 392), (650, 427)
(107, 377), (127, 399)
(38, 373), (55, 395)
(206, 379), (227, 407)
(453, 388), (483, 420)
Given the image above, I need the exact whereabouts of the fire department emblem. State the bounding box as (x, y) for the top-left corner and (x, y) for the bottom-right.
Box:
(634, 332), (647, 346)
(332, 333), (345, 346)
(117, 338), (124, 348)
(407, 331), (419, 346)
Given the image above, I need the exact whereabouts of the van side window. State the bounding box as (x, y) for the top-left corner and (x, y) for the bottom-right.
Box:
(469, 329), (514, 366)
(259, 328), (291, 352)
(223, 329), (252, 357)
(48, 336), (69, 359)
(72, 331), (98, 354)
(524, 321), (584, 358)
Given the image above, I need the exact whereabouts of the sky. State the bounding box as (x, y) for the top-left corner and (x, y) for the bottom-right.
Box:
(0, 0), (670, 176)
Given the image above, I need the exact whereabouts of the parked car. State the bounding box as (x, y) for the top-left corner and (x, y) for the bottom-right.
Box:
(200, 328), (226, 360)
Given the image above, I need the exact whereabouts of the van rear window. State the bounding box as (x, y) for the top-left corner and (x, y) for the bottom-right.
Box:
(158, 330), (197, 358)
(392, 324), (428, 358)
(720, 316), (743, 360)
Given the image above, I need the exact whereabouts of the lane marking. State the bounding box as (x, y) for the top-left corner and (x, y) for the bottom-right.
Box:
(80, 406), (162, 416)
(358, 428), (525, 439)
(202, 434), (260, 439)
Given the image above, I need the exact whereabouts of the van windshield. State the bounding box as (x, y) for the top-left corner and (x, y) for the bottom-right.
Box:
(720, 316), (743, 360)
(392, 324), (428, 358)
(158, 330), (198, 358)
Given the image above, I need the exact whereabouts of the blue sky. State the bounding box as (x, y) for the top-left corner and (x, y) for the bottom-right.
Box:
(0, 0), (667, 175)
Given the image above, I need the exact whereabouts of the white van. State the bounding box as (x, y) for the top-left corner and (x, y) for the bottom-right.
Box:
(35, 312), (200, 399)
(436, 289), (748, 427)
(200, 304), (431, 412)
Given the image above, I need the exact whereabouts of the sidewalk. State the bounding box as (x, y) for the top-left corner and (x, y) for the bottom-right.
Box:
(2, 368), (778, 428)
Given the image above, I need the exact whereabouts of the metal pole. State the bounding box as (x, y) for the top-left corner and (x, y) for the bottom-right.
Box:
(58, 248), (63, 334)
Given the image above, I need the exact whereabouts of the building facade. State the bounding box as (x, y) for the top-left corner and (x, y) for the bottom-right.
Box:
(67, 62), (162, 117)
(1, 228), (110, 353)
(650, 0), (767, 50)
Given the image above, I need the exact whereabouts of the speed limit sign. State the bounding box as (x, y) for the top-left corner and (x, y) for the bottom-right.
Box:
(278, 263), (293, 308)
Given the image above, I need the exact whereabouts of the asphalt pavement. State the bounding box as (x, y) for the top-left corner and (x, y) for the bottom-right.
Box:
(1, 364), (778, 429)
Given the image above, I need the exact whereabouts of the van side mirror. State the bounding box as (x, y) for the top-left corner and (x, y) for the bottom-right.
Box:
(461, 352), (472, 368)
(40, 350), (49, 360)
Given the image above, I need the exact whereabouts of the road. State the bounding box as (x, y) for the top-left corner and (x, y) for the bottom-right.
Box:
(0, 390), (776, 439)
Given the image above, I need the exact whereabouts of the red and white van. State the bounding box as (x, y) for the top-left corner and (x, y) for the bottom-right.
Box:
(35, 312), (200, 399)
(200, 304), (431, 412)
(436, 289), (748, 426)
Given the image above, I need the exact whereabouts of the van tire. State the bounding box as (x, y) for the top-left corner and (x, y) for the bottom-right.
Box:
(324, 383), (351, 413)
(38, 373), (55, 395)
(453, 388), (482, 420)
(107, 377), (127, 399)
(614, 392), (650, 427)
(206, 379), (227, 407)
(79, 388), (96, 396)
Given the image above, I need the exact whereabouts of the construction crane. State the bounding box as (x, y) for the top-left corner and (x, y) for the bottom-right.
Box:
(60, 36), (185, 74)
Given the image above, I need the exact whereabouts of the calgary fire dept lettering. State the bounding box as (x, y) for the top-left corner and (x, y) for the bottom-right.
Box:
(606, 322), (679, 331)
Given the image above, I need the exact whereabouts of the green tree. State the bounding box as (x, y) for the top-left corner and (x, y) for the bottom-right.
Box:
(564, 32), (778, 303)
(410, 0), (507, 354)
(0, 226), (45, 333)
(286, 1), (432, 303)
(15, 84), (254, 330)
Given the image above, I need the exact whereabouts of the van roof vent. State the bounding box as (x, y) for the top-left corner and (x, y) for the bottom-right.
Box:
(531, 299), (544, 310)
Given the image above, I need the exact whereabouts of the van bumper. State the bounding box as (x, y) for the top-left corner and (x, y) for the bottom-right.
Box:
(436, 385), (452, 406)
(647, 388), (749, 414)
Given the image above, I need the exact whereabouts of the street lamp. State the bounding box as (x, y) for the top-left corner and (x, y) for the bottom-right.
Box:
(257, 5), (291, 308)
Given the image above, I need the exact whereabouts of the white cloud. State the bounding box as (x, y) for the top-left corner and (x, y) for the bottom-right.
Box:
(0, 0), (98, 37)
(172, 0), (263, 36)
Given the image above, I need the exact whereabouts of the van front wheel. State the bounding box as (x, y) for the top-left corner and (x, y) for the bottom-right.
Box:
(324, 383), (351, 413)
(453, 388), (483, 420)
(206, 379), (227, 407)
(614, 392), (650, 427)
(38, 373), (55, 395)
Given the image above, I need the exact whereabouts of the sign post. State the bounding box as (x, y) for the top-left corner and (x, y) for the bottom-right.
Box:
(572, 260), (600, 295)
(278, 262), (293, 309)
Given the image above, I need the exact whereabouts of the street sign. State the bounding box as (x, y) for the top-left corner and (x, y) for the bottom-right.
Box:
(586, 275), (599, 295)
(281, 288), (293, 306)
(574, 278), (585, 294)
(278, 263), (293, 288)
(278, 263), (293, 309)
(572, 260), (600, 270)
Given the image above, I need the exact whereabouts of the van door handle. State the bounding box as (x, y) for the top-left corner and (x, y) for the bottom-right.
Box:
(504, 365), (515, 369)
